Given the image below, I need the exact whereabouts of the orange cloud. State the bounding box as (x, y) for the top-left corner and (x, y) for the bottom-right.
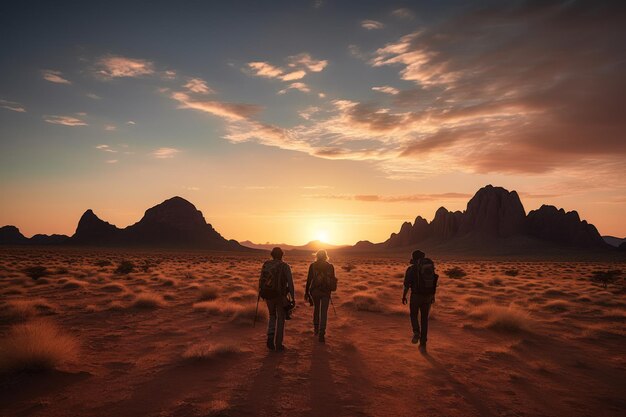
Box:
(151, 147), (181, 159)
(95, 55), (154, 78)
(43, 115), (87, 126)
(171, 92), (261, 121)
(361, 20), (384, 30)
(183, 78), (214, 94)
(0, 99), (26, 113)
(42, 70), (71, 84)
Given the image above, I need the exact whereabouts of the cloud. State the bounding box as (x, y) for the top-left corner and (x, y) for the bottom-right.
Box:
(372, 85), (399, 95)
(286, 53), (328, 72)
(307, 192), (472, 203)
(42, 70), (71, 84)
(96, 144), (117, 153)
(94, 55), (155, 78)
(361, 20), (384, 30)
(151, 147), (181, 159)
(106, 159), (118, 164)
(246, 53), (327, 82)
(86, 93), (101, 100)
(126, 120), (136, 125)
(171, 92), (262, 121)
(391, 8), (414, 19)
(184, 77), (214, 94)
(43, 115), (87, 126)
(0, 99), (26, 112)
(278, 82), (311, 95)
(104, 124), (116, 131)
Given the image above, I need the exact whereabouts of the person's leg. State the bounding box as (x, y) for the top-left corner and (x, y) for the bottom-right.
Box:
(409, 294), (420, 341)
(274, 298), (286, 349)
(266, 299), (276, 349)
(313, 294), (321, 334)
(419, 302), (431, 345)
(319, 295), (329, 335)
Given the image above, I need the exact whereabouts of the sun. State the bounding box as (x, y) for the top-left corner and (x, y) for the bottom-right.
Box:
(315, 230), (329, 243)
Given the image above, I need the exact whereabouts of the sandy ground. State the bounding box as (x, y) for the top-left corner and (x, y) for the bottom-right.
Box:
(0, 247), (625, 417)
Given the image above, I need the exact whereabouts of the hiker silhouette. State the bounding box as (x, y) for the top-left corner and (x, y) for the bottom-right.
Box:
(258, 247), (295, 351)
(402, 250), (438, 349)
(305, 250), (337, 343)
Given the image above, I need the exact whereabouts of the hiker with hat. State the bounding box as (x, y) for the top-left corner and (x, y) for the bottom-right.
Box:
(402, 250), (439, 349)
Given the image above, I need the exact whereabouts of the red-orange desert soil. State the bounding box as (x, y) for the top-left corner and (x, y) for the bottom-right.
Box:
(1, 247), (624, 417)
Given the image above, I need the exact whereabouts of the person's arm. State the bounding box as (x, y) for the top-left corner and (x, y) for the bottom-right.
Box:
(402, 266), (411, 304)
(305, 264), (313, 298)
(285, 264), (295, 301)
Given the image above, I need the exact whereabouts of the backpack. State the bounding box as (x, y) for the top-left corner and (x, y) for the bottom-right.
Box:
(259, 261), (285, 300)
(311, 263), (337, 293)
(415, 258), (436, 295)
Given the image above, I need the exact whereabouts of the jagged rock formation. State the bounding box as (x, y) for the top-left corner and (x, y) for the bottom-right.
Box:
(526, 205), (606, 247)
(72, 209), (121, 245)
(381, 185), (607, 249)
(0, 226), (28, 245)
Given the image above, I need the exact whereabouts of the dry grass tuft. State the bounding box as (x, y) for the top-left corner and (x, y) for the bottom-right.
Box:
(23, 266), (50, 280)
(0, 321), (78, 372)
(0, 299), (56, 322)
(182, 342), (243, 360)
(350, 292), (383, 312)
(193, 300), (267, 322)
(61, 279), (85, 290)
(471, 303), (531, 332)
(198, 285), (220, 301)
(444, 266), (467, 279)
(132, 292), (165, 309)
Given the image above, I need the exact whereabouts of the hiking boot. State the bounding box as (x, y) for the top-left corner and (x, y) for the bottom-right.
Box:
(267, 336), (275, 351)
(411, 332), (420, 344)
(419, 341), (427, 351)
(275, 344), (285, 352)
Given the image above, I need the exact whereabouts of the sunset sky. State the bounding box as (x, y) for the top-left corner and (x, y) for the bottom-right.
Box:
(1, 0), (624, 245)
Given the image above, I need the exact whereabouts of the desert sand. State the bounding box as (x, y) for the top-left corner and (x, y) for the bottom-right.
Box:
(0, 247), (624, 417)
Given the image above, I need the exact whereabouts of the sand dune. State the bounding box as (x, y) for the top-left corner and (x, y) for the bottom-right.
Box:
(0, 247), (624, 416)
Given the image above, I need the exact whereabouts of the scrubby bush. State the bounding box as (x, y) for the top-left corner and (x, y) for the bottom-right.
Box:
(488, 277), (504, 286)
(0, 321), (78, 372)
(95, 260), (112, 267)
(115, 260), (135, 275)
(24, 266), (49, 280)
(132, 292), (165, 309)
(591, 270), (622, 289)
(198, 285), (220, 301)
(444, 266), (467, 279)
(503, 269), (519, 277)
(342, 264), (356, 272)
(182, 342), (242, 360)
(471, 303), (531, 332)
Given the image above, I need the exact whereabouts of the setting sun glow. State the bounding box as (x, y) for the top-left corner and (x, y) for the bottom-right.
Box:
(315, 230), (329, 243)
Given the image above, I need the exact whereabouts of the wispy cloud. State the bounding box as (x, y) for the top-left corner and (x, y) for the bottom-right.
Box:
(105, 159), (118, 164)
(104, 124), (116, 131)
(94, 55), (154, 78)
(307, 192), (472, 203)
(126, 120), (136, 125)
(96, 144), (117, 153)
(246, 53), (327, 83)
(278, 82), (311, 95)
(0, 99), (26, 113)
(184, 77), (214, 94)
(152, 147), (181, 159)
(361, 20), (384, 30)
(391, 8), (414, 19)
(170, 91), (261, 121)
(86, 93), (101, 100)
(43, 115), (87, 126)
(372, 85), (399, 95)
(42, 69), (71, 84)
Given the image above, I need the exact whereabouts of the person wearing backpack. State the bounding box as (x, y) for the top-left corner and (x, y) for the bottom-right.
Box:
(305, 250), (337, 343)
(402, 250), (438, 349)
(259, 247), (295, 351)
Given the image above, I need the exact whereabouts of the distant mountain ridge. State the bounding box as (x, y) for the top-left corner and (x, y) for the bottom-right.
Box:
(240, 240), (348, 252)
(347, 185), (611, 253)
(1, 196), (249, 251)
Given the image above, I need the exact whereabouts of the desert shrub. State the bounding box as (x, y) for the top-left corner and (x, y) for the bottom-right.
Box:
(24, 266), (49, 280)
(55, 267), (69, 274)
(591, 270), (622, 289)
(0, 321), (78, 372)
(115, 260), (135, 275)
(543, 300), (570, 312)
(61, 280), (84, 290)
(471, 303), (531, 332)
(0, 299), (56, 322)
(132, 292), (165, 309)
(183, 342), (242, 360)
(351, 292), (383, 312)
(444, 267), (467, 279)
(192, 300), (266, 322)
(95, 260), (112, 267)
(503, 269), (519, 277)
(342, 264), (356, 272)
(488, 278), (504, 286)
(100, 283), (127, 293)
(198, 285), (220, 301)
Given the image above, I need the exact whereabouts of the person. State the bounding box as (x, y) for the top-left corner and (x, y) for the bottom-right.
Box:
(259, 247), (295, 351)
(402, 250), (438, 349)
(305, 250), (337, 343)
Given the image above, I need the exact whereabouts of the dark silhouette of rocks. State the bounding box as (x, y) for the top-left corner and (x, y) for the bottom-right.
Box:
(0, 226), (28, 245)
(1, 196), (249, 250)
(378, 185), (608, 250)
(73, 209), (121, 245)
(619, 242), (626, 251)
(526, 205), (606, 247)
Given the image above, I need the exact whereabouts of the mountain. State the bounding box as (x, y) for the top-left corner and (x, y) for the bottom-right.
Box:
(241, 239), (347, 252)
(2, 196), (250, 251)
(0, 226), (28, 245)
(355, 185), (611, 253)
(603, 236), (626, 248)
